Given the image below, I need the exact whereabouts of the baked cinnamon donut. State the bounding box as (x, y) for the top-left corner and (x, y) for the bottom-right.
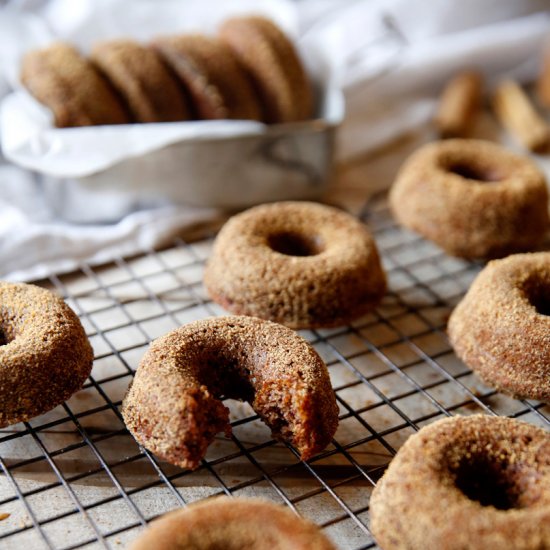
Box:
(152, 35), (262, 121)
(370, 415), (550, 550)
(129, 497), (336, 550)
(0, 282), (93, 426)
(122, 316), (338, 470)
(204, 201), (386, 329)
(390, 139), (549, 259)
(219, 16), (314, 123)
(20, 42), (130, 127)
(91, 39), (190, 123)
(448, 252), (550, 402)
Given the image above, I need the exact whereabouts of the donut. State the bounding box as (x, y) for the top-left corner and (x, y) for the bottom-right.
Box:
(20, 42), (130, 127)
(122, 316), (338, 470)
(129, 497), (336, 550)
(370, 415), (550, 550)
(90, 40), (190, 123)
(0, 282), (93, 426)
(152, 35), (262, 121)
(389, 139), (549, 259)
(204, 201), (386, 329)
(219, 16), (314, 123)
(448, 252), (550, 402)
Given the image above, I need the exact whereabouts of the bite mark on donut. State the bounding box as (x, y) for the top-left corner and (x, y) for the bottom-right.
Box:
(122, 316), (339, 469)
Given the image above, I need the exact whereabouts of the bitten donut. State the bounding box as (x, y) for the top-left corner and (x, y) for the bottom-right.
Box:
(20, 43), (130, 127)
(390, 139), (549, 259)
(370, 415), (550, 550)
(91, 39), (190, 123)
(152, 35), (262, 121)
(220, 16), (314, 123)
(122, 316), (338, 470)
(129, 497), (336, 550)
(0, 282), (93, 426)
(204, 202), (386, 329)
(448, 252), (550, 402)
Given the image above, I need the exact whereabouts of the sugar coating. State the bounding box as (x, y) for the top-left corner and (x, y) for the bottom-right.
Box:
(204, 201), (387, 329)
(0, 282), (93, 427)
(20, 42), (130, 127)
(122, 316), (339, 470)
(370, 415), (550, 550)
(448, 252), (550, 402)
(152, 34), (262, 121)
(219, 16), (314, 123)
(390, 139), (549, 259)
(129, 497), (336, 550)
(91, 39), (190, 123)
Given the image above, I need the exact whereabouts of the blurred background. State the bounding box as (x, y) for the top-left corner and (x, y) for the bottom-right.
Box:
(0, 0), (549, 280)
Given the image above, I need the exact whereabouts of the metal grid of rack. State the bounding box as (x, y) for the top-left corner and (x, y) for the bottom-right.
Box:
(0, 192), (548, 550)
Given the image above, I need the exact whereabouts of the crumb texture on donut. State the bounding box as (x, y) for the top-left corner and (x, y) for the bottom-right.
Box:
(129, 497), (336, 550)
(370, 415), (550, 550)
(0, 282), (93, 427)
(448, 252), (550, 402)
(122, 316), (338, 469)
(204, 201), (386, 329)
(390, 139), (549, 259)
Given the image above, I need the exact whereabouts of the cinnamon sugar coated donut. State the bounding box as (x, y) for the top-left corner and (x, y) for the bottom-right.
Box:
(220, 16), (314, 123)
(448, 252), (550, 402)
(0, 282), (93, 426)
(129, 497), (336, 550)
(20, 43), (130, 127)
(370, 415), (550, 550)
(204, 201), (386, 329)
(390, 139), (549, 258)
(152, 35), (262, 121)
(122, 316), (338, 470)
(91, 39), (189, 123)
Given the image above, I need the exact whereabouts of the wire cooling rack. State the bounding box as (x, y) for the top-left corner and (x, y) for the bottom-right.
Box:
(0, 192), (548, 550)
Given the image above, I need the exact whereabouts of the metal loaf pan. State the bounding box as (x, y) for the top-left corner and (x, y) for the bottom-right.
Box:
(42, 85), (344, 223)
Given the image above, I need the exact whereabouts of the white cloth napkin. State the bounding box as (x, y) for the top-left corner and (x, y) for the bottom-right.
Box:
(1, 0), (549, 281)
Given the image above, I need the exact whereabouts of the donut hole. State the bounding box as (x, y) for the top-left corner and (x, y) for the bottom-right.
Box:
(0, 328), (5, 346)
(452, 454), (523, 510)
(267, 232), (324, 257)
(444, 161), (504, 183)
(524, 282), (550, 316)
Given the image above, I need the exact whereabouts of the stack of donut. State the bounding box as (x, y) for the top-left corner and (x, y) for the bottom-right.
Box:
(20, 16), (314, 127)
